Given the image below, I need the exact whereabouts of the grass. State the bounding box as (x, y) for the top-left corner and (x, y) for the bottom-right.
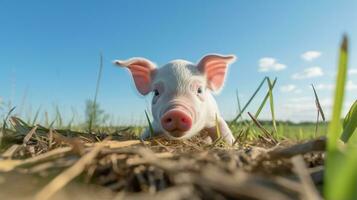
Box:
(88, 53), (104, 132)
(268, 77), (277, 134)
(230, 76), (268, 124)
(341, 100), (357, 143)
(326, 35), (349, 151)
(325, 35), (357, 200)
(144, 110), (154, 138)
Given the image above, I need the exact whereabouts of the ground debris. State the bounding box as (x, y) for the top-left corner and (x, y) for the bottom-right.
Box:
(0, 121), (326, 200)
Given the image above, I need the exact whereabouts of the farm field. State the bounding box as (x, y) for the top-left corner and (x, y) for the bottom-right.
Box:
(1, 52), (356, 199)
(1, 37), (356, 200)
(1, 2), (357, 200)
(0, 117), (328, 200)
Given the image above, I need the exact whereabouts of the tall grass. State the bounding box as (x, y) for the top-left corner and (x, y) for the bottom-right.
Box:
(327, 36), (349, 151)
(230, 78), (278, 141)
(230, 77), (268, 124)
(144, 110), (154, 138)
(325, 35), (357, 200)
(88, 53), (104, 132)
(341, 100), (357, 143)
(267, 77), (277, 134)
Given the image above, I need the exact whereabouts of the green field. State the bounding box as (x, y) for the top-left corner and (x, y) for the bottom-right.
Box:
(0, 36), (356, 200)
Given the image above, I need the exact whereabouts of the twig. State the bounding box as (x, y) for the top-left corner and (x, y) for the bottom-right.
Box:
(232, 129), (244, 146)
(114, 185), (197, 200)
(248, 112), (277, 145)
(1, 144), (21, 159)
(193, 166), (292, 200)
(291, 155), (322, 200)
(23, 125), (38, 145)
(35, 143), (105, 200)
(0, 146), (72, 172)
(264, 137), (326, 161)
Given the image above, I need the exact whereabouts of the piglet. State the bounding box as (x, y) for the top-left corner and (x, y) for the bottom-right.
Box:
(114, 54), (237, 145)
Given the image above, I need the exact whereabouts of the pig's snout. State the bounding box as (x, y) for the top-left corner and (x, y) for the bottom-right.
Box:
(161, 110), (192, 137)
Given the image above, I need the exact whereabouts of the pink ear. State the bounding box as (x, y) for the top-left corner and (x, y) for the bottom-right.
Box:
(114, 58), (157, 95)
(198, 54), (237, 92)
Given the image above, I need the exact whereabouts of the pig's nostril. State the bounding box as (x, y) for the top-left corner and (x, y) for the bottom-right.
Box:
(161, 110), (192, 134)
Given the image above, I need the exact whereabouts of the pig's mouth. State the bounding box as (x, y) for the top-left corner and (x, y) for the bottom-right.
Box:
(160, 104), (195, 138)
(168, 129), (186, 138)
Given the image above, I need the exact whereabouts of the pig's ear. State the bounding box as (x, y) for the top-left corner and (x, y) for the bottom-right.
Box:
(114, 58), (157, 95)
(197, 54), (237, 93)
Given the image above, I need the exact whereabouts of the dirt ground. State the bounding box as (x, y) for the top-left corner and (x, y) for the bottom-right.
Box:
(0, 117), (325, 200)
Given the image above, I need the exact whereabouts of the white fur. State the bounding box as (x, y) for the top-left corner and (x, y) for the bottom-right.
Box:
(116, 54), (236, 145)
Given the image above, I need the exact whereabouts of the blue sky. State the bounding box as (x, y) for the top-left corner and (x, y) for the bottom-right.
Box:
(0, 1), (356, 124)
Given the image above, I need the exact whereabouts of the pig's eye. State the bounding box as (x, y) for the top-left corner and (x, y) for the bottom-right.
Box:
(153, 89), (160, 96)
(197, 87), (203, 94)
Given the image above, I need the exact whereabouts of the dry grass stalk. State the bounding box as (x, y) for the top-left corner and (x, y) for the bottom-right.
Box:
(23, 125), (38, 145)
(248, 112), (277, 145)
(291, 155), (322, 200)
(1, 144), (20, 158)
(0, 118), (328, 200)
(34, 143), (105, 200)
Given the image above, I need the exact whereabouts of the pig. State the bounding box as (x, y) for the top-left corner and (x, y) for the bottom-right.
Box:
(114, 54), (237, 145)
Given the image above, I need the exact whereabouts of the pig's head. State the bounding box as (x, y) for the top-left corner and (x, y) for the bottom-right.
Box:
(114, 54), (236, 139)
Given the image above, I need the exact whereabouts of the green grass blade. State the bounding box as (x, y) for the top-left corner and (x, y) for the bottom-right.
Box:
(267, 77), (277, 133)
(239, 79), (277, 140)
(340, 100), (357, 143)
(327, 35), (349, 151)
(1, 106), (16, 140)
(325, 35), (349, 199)
(230, 77), (267, 124)
(49, 119), (56, 129)
(328, 146), (357, 200)
(144, 110), (154, 138)
(89, 52), (104, 132)
(255, 78), (277, 117)
(44, 111), (49, 127)
(31, 107), (41, 126)
(55, 106), (63, 128)
(235, 89), (243, 122)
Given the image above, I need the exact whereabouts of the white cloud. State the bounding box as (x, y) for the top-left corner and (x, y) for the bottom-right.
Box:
(347, 80), (357, 90)
(284, 97), (332, 109)
(292, 67), (324, 79)
(259, 57), (275, 67)
(258, 57), (286, 72)
(276, 96), (357, 122)
(280, 84), (296, 93)
(280, 97), (332, 121)
(273, 63), (286, 71)
(349, 68), (357, 75)
(288, 96), (314, 103)
(313, 81), (357, 91)
(301, 51), (322, 61)
(296, 89), (303, 94)
(314, 83), (334, 90)
(319, 98), (333, 107)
